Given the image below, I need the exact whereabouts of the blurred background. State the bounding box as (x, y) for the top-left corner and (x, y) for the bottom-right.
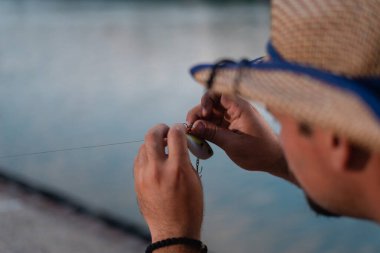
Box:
(0, 0), (380, 252)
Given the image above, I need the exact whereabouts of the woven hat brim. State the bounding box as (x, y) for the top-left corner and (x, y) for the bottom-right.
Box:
(191, 66), (380, 151)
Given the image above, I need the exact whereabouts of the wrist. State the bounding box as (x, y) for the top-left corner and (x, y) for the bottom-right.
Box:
(151, 228), (201, 243)
(152, 233), (201, 244)
(146, 237), (207, 253)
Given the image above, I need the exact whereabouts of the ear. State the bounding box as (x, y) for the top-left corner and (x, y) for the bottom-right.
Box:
(321, 132), (370, 172)
(328, 134), (351, 172)
(315, 130), (350, 173)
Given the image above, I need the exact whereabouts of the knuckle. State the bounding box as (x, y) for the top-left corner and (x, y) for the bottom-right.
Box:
(186, 112), (193, 122)
(147, 170), (160, 185)
(145, 124), (168, 142)
(145, 131), (158, 144)
(144, 165), (161, 185)
(135, 173), (144, 189)
(187, 105), (202, 122)
(169, 124), (184, 137)
(205, 123), (217, 141)
(186, 107), (197, 121)
(144, 131), (156, 143)
(170, 127), (181, 136)
(156, 123), (169, 130)
(168, 165), (183, 186)
(201, 94), (210, 106)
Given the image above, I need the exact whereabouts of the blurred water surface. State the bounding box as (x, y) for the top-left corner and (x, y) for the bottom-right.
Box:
(0, 1), (380, 252)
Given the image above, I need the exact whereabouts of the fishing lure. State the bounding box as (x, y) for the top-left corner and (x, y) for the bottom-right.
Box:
(184, 123), (213, 177)
(186, 134), (213, 160)
(184, 122), (213, 160)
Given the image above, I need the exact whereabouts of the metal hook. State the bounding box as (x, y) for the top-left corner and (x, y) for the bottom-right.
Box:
(184, 122), (204, 178)
(195, 157), (203, 178)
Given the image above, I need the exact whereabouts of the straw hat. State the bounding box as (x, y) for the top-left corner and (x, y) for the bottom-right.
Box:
(190, 0), (380, 151)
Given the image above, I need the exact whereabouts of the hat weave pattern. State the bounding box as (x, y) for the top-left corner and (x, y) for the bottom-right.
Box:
(272, 0), (380, 77)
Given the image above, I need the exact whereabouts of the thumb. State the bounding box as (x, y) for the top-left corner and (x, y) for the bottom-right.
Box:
(190, 120), (236, 149)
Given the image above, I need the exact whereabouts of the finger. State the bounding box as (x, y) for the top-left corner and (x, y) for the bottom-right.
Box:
(187, 103), (226, 128)
(134, 144), (147, 167)
(219, 94), (237, 110)
(144, 124), (170, 162)
(201, 92), (221, 118)
(221, 94), (252, 114)
(167, 123), (189, 163)
(208, 92), (222, 105)
(191, 119), (237, 149)
(134, 144), (147, 182)
(186, 104), (203, 126)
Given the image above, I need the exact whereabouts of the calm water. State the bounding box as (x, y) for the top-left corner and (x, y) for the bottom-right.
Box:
(0, 1), (379, 252)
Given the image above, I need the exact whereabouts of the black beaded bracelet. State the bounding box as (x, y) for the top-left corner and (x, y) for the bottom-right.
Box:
(145, 237), (208, 253)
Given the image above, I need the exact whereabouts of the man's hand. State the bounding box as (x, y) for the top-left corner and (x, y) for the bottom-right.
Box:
(187, 92), (292, 181)
(134, 124), (204, 245)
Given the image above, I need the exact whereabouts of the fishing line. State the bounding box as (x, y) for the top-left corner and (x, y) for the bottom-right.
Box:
(0, 130), (208, 178)
(0, 139), (144, 159)
(0, 138), (205, 177)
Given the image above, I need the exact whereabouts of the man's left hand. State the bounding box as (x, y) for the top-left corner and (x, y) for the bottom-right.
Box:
(134, 123), (204, 243)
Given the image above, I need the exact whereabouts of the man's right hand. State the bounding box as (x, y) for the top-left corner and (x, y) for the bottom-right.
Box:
(186, 92), (291, 180)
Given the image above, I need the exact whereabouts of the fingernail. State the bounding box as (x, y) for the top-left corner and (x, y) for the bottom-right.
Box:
(193, 121), (205, 135)
(202, 107), (207, 117)
(175, 123), (186, 132)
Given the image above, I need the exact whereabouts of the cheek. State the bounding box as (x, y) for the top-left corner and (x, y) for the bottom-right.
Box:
(281, 133), (302, 174)
(282, 136), (317, 198)
(280, 125), (327, 202)
(279, 125), (301, 167)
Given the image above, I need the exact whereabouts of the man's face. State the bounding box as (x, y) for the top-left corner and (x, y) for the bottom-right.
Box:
(273, 112), (341, 217)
